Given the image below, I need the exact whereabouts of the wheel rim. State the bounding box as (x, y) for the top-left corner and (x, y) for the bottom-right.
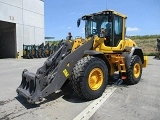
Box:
(88, 68), (103, 90)
(133, 63), (141, 78)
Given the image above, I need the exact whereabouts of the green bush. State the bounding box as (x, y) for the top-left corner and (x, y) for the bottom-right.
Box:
(144, 52), (157, 56)
(130, 35), (160, 40)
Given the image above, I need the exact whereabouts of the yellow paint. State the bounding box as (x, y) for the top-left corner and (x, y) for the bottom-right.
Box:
(71, 38), (83, 52)
(88, 68), (103, 90)
(142, 56), (148, 67)
(46, 50), (49, 55)
(17, 52), (21, 59)
(32, 50), (35, 55)
(133, 63), (141, 78)
(23, 50), (26, 56)
(107, 54), (126, 75)
(63, 69), (69, 77)
(92, 38), (137, 53)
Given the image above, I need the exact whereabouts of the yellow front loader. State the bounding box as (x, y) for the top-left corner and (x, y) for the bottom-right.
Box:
(16, 10), (148, 103)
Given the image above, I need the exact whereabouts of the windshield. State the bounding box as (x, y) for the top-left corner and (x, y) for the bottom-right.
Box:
(85, 15), (112, 37)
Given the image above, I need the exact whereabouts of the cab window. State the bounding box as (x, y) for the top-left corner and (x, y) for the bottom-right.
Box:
(114, 15), (123, 46)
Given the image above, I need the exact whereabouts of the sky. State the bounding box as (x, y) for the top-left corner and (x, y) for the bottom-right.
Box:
(44, 0), (160, 40)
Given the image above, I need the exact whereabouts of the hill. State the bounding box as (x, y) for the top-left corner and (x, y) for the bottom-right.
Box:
(129, 35), (160, 55)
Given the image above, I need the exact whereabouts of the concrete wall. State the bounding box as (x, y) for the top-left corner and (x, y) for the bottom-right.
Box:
(0, 0), (44, 57)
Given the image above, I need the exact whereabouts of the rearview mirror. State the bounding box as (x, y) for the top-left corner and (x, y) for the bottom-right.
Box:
(77, 18), (81, 27)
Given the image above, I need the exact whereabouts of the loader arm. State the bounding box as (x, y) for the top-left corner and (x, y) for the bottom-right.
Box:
(16, 38), (94, 103)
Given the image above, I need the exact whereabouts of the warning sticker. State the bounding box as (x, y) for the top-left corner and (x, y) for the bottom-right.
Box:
(63, 69), (69, 77)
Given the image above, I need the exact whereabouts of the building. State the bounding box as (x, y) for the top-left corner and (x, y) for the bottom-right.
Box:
(0, 0), (44, 58)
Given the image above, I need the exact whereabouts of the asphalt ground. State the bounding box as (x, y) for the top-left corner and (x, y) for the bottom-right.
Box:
(0, 56), (159, 120)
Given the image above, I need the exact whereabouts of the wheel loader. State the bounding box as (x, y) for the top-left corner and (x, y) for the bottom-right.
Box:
(23, 45), (33, 59)
(16, 10), (148, 103)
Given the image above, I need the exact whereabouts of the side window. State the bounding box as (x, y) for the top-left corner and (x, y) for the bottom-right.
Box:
(92, 22), (97, 35)
(101, 21), (107, 29)
(114, 16), (122, 46)
(85, 20), (97, 37)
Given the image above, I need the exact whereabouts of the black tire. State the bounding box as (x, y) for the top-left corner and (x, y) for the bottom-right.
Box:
(38, 53), (42, 58)
(27, 54), (30, 59)
(42, 53), (45, 58)
(35, 54), (38, 58)
(125, 55), (142, 85)
(44, 53), (47, 58)
(30, 54), (34, 59)
(71, 56), (108, 100)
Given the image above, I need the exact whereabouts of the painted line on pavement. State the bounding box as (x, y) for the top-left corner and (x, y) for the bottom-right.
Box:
(73, 86), (117, 120)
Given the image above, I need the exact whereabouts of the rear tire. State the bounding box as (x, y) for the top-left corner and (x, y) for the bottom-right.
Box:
(125, 55), (142, 85)
(71, 56), (108, 100)
(27, 54), (30, 59)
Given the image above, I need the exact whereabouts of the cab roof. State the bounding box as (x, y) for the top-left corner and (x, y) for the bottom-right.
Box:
(82, 10), (127, 19)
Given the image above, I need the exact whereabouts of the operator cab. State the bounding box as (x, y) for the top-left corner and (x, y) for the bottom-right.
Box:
(77, 10), (127, 47)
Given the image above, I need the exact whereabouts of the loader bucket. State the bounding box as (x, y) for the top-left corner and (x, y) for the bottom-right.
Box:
(17, 70), (38, 102)
(21, 73), (35, 94)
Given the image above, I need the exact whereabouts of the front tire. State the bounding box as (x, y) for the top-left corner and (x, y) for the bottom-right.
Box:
(125, 55), (142, 85)
(71, 56), (108, 100)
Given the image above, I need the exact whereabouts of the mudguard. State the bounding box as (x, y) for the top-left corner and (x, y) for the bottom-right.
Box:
(122, 47), (148, 68)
